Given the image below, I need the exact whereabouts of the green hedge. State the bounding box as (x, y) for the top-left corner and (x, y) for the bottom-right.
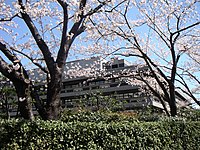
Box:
(60, 111), (138, 123)
(60, 109), (200, 123)
(0, 119), (199, 150)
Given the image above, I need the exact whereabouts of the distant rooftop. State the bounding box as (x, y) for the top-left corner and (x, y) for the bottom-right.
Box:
(29, 57), (133, 82)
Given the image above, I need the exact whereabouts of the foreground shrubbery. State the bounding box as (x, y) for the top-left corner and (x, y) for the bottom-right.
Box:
(60, 108), (200, 122)
(0, 112), (200, 150)
(60, 110), (138, 123)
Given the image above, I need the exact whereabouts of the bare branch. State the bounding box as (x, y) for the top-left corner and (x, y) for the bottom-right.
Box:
(18, 0), (55, 75)
(115, 52), (143, 58)
(0, 42), (20, 64)
(136, 4), (171, 48)
(172, 21), (200, 36)
(0, 56), (13, 79)
(0, 14), (19, 22)
(138, 75), (170, 116)
(69, 0), (87, 35)
(84, 0), (109, 17)
(12, 48), (48, 74)
(0, 54), (27, 83)
(56, 0), (69, 67)
(105, 0), (127, 13)
(176, 74), (200, 106)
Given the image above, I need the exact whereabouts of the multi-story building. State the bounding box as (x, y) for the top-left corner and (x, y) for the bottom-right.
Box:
(55, 57), (165, 111)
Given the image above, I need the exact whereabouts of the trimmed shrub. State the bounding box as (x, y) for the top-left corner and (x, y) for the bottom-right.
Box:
(178, 109), (200, 121)
(0, 118), (199, 150)
(60, 110), (138, 123)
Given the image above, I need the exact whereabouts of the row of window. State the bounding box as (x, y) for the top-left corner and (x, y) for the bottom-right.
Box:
(61, 82), (130, 93)
(61, 92), (143, 103)
(103, 63), (125, 69)
(62, 78), (123, 90)
(61, 92), (148, 108)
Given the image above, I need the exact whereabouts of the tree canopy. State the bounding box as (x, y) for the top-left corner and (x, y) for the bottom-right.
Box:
(79, 0), (200, 115)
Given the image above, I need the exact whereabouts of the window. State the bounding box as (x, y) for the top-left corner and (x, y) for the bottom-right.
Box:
(100, 85), (109, 88)
(119, 63), (124, 67)
(74, 88), (82, 92)
(91, 86), (99, 89)
(110, 83), (118, 87)
(83, 87), (90, 90)
(61, 90), (66, 93)
(89, 82), (96, 86)
(63, 85), (72, 89)
(105, 80), (111, 84)
(120, 82), (128, 86)
(105, 65), (111, 69)
(67, 89), (73, 93)
(112, 64), (118, 68)
(72, 84), (79, 88)
(98, 80), (105, 85)
(123, 94), (129, 98)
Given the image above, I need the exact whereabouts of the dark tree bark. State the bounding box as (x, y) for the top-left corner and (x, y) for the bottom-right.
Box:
(13, 80), (34, 120)
(0, 53), (34, 120)
(45, 66), (63, 120)
(168, 83), (177, 116)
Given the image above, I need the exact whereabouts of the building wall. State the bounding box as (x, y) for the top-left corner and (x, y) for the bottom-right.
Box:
(15, 57), (170, 112)
(57, 57), (164, 110)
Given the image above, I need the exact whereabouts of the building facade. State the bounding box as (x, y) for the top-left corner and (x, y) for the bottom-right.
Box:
(55, 57), (164, 111)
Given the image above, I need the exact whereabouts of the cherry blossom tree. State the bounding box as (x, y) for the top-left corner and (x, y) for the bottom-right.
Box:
(84, 0), (200, 116)
(0, 0), (113, 120)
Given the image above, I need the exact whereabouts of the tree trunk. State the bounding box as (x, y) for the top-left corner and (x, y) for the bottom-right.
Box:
(13, 81), (34, 120)
(31, 87), (47, 119)
(169, 83), (177, 117)
(45, 88), (61, 120)
(45, 67), (62, 120)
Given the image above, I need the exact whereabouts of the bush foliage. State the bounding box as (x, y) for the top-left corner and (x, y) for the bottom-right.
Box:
(0, 112), (200, 150)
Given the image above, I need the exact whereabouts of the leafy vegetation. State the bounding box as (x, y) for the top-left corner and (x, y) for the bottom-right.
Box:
(61, 108), (200, 123)
(0, 111), (200, 150)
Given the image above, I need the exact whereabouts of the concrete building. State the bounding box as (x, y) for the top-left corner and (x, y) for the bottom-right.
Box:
(56, 57), (165, 110)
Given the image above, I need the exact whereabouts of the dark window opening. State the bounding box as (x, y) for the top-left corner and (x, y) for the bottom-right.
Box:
(119, 63), (124, 67)
(67, 90), (73, 92)
(112, 64), (118, 68)
(105, 65), (111, 69)
(83, 87), (90, 90)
